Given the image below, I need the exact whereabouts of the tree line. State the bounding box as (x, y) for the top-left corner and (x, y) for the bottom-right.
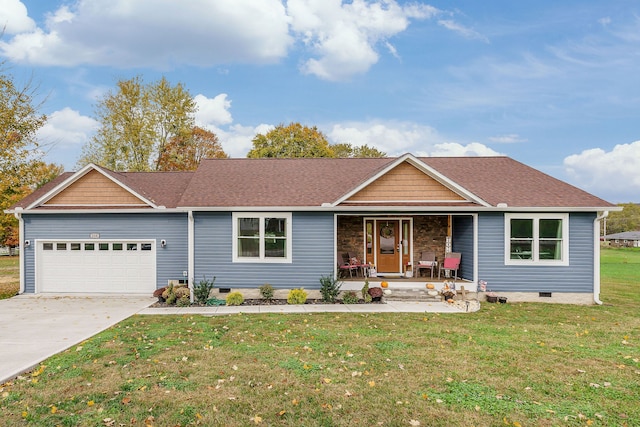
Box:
(1, 73), (386, 247)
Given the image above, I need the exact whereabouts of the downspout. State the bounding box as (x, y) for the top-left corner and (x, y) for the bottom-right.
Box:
(188, 210), (195, 303)
(593, 210), (609, 305)
(14, 210), (25, 294)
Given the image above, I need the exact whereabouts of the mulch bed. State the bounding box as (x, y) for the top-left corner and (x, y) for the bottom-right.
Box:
(151, 298), (385, 308)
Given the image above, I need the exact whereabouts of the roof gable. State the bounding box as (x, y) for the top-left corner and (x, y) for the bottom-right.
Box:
(27, 164), (156, 209)
(334, 154), (488, 207)
(43, 169), (149, 207)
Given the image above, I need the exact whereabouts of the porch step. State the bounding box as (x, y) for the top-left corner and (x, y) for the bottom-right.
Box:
(383, 288), (443, 302)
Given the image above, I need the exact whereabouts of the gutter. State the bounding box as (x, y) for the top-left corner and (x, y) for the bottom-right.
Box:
(188, 210), (195, 303)
(14, 209), (25, 294)
(593, 210), (609, 305)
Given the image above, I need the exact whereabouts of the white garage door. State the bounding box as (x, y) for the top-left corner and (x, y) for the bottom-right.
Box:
(36, 240), (156, 293)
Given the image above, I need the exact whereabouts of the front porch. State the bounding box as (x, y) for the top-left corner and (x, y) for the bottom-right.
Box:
(336, 214), (476, 290)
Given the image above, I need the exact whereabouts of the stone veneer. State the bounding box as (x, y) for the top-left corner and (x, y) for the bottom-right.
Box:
(336, 215), (449, 266)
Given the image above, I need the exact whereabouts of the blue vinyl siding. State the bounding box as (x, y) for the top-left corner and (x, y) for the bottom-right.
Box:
(452, 215), (474, 280)
(477, 212), (595, 293)
(22, 213), (188, 293)
(194, 212), (334, 289)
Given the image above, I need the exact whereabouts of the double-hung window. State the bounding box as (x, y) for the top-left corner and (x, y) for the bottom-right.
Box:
(232, 212), (292, 263)
(505, 213), (568, 265)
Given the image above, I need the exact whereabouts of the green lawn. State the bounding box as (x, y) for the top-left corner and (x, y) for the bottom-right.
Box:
(0, 256), (19, 299)
(1, 248), (639, 426)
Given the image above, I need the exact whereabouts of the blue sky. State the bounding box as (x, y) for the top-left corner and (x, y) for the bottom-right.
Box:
(1, 0), (639, 203)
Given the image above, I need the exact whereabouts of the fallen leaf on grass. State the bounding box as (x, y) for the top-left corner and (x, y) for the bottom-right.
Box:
(250, 415), (263, 424)
(409, 420), (421, 426)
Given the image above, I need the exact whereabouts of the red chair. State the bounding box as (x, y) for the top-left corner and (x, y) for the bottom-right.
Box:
(439, 252), (461, 282)
(339, 253), (359, 278)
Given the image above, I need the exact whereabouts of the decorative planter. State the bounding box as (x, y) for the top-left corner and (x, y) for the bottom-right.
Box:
(498, 297), (508, 304)
(486, 295), (498, 303)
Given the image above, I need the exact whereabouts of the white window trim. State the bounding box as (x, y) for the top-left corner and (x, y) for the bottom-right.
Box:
(232, 212), (292, 263)
(504, 213), (569, 266)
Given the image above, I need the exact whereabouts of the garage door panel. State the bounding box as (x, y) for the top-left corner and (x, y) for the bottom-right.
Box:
(37, 240), (156, 293)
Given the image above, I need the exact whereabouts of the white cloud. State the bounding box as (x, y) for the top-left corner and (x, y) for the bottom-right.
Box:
(211, 123), (274, 158)
(0, 0), (292, 67)
(327, 120), (500, 157)
(437, 19), (488, 42)
(488, 134), (527, 144)
(0, 0), (35, 33)
(194, 94), (233, 127)
(430, 142), (502, 157)
(37, 107), (99, 148)
(288, 0), (439, 80)
(563, 141), (640, 202)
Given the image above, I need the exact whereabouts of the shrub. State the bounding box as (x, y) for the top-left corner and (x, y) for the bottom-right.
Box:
(361, 279), (372, 303)
(259, 284), (274, 301)
(226, 292), (244, 306)
(319, 275), (342, 303)
(177, 296), (191, 307)
(165, 292), (177, 305)
(153, 286), (167, 301)
(162, 284), (174, 300)
(287, 288), (308, 305)
(194, 276), (216, 304)
(368, 287), (383, 300)
(174, 286), (190, 299)
(342, 291), (359, 304)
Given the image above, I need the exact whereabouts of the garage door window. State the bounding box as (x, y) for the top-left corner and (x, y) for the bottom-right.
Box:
(84, 243), (95, 250)
(141, 243), (152, 251)
(43, 243), (53, 250)
(56, 243), (67, 250)
(127, 243), (138, 251)
(113, 243), (123, 251)
(70, 243), (81, 251)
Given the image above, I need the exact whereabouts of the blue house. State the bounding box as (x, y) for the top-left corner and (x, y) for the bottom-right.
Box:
(7, 154), (617, 304)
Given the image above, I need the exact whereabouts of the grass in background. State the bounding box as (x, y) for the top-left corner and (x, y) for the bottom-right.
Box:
(0, 249), (638, 426)
(0, 256), (19, 299)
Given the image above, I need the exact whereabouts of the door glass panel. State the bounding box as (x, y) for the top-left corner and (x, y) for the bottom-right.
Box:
(112, 243), (123, 251)
(127, 243), (137, 251)
(366, 221), (373, 256)
(99, 243), (109, 251)
(141, 243), (152, 251)
(56, 243), (67, 250)
(43, 243), (53, 250)
(70, 243), (81, 251)
(84, 243), (95, 250)
(379, 224), (395, 254)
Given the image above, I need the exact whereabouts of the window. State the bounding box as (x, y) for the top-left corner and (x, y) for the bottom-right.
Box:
(112, 243), (123, 251)
(505, 213), (568, 265)
(56, 243), (67, 251)
(70, 243), (81, 251)
(141, 243), (152, 251)
(43, 243), (53, 251)
(84, 243), (95, 251)
(232, 213), (292, 263)
(127, 243), (138, 251)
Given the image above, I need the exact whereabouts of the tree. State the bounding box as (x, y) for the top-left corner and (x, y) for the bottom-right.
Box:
(1, 162), (62, 246)
(78, 76), (196, 171)
(605, 203), (640, 235)
(247, 122), (386, 159)
(157, 126), (227, 171)
(329, 142), (386, 158)
(247, 122), (334, 158)
(0, 65), (52, 246)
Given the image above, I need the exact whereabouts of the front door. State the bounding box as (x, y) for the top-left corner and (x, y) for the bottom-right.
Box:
(376, 221), (400, 273)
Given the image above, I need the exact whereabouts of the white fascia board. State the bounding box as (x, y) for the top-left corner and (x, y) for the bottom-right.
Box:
(18, 208), (187, 214)
(26, 163), (158, 210)
(330, 153), (491, 207)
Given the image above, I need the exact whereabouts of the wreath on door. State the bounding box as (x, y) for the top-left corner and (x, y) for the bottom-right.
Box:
(380, 225), (394, 239)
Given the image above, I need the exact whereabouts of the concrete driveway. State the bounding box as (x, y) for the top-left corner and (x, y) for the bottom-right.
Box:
(0, 294), (154, 384)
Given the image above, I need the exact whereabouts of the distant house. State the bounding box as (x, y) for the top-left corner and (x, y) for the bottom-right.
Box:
(7, 154), (618, 304)
(603, 231), (640, 248)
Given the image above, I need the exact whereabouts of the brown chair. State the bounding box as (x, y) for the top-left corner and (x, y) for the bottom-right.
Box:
(415, 252), (437, 278)
(439, 252), (461, 282)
